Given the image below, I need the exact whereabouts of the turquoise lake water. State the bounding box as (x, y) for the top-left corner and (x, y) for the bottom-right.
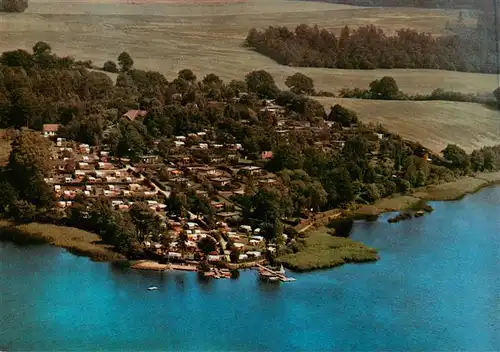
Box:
(1, 186), (499, 351)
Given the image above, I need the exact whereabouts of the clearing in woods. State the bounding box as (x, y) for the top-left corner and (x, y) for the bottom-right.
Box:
(316, 97), (500, 153)
(0, 0), (497, 94)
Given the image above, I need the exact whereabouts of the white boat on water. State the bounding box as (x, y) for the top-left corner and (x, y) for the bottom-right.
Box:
(148, 286), (158, 291)
(278, 265), (285, 275)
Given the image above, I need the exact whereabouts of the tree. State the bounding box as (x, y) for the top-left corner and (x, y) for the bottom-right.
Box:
(0, 0), (28, 12)
(103, 60), (118, 73)
(494, 87), (500, 108)
(202, 73), (222, 86)
(86, 197), (114, 235)
(442, 144), (470, 172)
(7, 87), (38, 128)
(197, 236), (217, 255)
(327, 104), (358, 126)
(0, 180), (18, 214)
(7, 131), (53, 207)
(32, 42), (51, 57)
(166, 191), (187, 217)
(118, 52), (134, 72)
(129, 202), (163, 242)
(115, 121), (147, 160)
(10, 199), (37, 222)
(0, 49), (33, 68)
(261, 219), (284, 243)
(177, 230), (188, 253)
(161, 233), (173, 251)
(309, 181), (328, 211)
(230, 250), (240, 263)
(252, 187), (291, 224)
(470, 150), (484, 171)
(267, 143), (304, 172)
(285, 72), (314, 95)
(178, 69), (196, 82)
(342, 135), (370, 162)
(245, 70), (279, 99)
(105, 211), (139, 256)
(228, 80), (247, 96)
(369, 76), (400, 100)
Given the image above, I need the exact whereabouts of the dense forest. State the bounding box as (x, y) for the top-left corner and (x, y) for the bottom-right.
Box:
(0, 0), (28, 12)
(1, 43), (500, 256)
(245, 10), (500, 73)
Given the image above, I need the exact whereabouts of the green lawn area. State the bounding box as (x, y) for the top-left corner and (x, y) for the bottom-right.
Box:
(277, 227), (379, 272)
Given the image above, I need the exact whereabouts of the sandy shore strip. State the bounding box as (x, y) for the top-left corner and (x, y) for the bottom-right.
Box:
(131, 260), (198, 271)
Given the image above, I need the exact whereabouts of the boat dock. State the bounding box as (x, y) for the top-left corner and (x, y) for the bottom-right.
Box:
(204, 268), (231, 279)
(256, 264), (296, 282)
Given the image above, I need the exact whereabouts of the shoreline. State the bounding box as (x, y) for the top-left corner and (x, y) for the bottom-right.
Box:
(278, 171), (500, 272)
(354, 171), (500, 217)
(0, 221), (127, 262)
(1, 172), (499, 273)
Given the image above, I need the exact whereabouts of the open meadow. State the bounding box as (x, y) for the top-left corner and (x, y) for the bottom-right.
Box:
(0, 0), (498, 94)
(316, 98), (500, 153)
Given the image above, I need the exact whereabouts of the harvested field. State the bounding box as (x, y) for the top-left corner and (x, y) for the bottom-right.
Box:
(317, 98), (500, 153)
(0, 0), (497, 94)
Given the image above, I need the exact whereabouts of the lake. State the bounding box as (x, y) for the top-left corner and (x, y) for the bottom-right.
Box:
(1, 186), (499, 351)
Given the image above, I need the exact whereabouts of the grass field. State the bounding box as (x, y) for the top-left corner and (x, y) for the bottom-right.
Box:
(0, 0), (497, 94)
(0, 221), (126, 261)
(317, 98), (500, 153)
(277, 227), (379, 271)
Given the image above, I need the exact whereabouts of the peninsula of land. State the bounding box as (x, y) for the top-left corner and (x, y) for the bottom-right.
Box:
(0, 42), (499, 274)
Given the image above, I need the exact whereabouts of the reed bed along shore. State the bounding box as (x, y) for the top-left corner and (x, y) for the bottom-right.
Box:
(276, 227), (379, 271)
(0, 221), (126, 262)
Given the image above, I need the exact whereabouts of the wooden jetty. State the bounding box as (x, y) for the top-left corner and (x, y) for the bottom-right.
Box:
(256, 264), (296, 282)
(203, 268), (231, 279)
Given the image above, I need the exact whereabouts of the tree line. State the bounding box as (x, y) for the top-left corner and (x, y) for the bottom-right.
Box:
(245, 21), (498, 73)
(0, 0), (28, 12)
(337, 76), (500, 108)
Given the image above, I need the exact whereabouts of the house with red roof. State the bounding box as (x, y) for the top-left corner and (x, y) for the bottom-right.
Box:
(122, 110), (148, 121)
(42, 124), (60, 138)
(261, 151), (273, 160)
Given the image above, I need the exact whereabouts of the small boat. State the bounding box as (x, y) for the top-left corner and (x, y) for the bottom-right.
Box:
(147, 286), (158, 291)
(415, 210), (425, 218)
